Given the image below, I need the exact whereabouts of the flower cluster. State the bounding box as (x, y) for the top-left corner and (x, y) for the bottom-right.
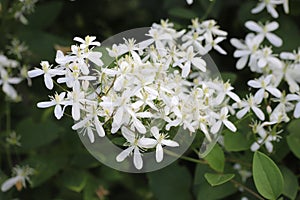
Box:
(231, 1), (300, 152)
(0, 54), (23, 100)
(28, 19), (239, 169)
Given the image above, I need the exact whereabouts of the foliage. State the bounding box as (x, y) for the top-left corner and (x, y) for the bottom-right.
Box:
(0, 0), (300, 200)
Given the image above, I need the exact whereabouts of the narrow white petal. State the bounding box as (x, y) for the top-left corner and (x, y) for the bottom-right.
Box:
(250, 142), (260, 152)
(265, 141), (273, 153)
(266, 87), (281, 98)
(294, 102), (300, 118)
(87, 127), (95, 143)
(230, 38), (246, 49)
(236, 56), (248, 70)
(44, 74), (53, 90)
(162, 139), (179, 147)
(266, 33), (282, 47)
(251, 3), (265, 14)
(211, 120), (222, 134)
(156, 144), (163, 162)
(95, 117), (105, 137)
(245, 21), (263, 32)
(254, 89), (265, 104)
(191, 57), (206, 72)
(72, 118), (89, 130)
(133, 147), (143, 170)
(214, 45), (227, 55)
(133, 119), (146, 134)
(266, 21), (279, 31)
(27, 69), (44, 78)
(54, 105), (63, 119)
(150, 126), (160, 139)
(1, 176), (20, 192)
(248, 80), (261, 88)
(116, 146), (134, 162)
(37, 101), (55, 108)
(138, 138), (157, 148)
(252, 106), (265, 121)
(223, 120), (237, 132)
(236, 107), (249, 119)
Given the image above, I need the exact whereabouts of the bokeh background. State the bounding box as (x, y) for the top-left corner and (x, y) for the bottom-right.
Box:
(1, 0), (300, 199)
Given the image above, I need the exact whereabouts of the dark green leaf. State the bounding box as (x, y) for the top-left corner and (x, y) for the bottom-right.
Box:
(16, 118), (62, 151)
(204, 173), (235, 186)
(147, 162), (192, 200)
(287, 134), (300, 159)
(221, 72), (238, 83)
(168, 7), (198, 19)
(204, 144), (225, 172)
(253, 151), (283, 200)
(194, 164), (237, 200)
(22, 152), (67, 187)
(59, 169), (88, 192)
(26, 1), (64, 29)
(224, 130), (251, 152)
(280, 166), (298, 200)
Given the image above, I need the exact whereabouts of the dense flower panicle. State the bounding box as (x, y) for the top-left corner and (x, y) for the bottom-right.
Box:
(28, 19), (238, 169)
(230, 0), (300, 153)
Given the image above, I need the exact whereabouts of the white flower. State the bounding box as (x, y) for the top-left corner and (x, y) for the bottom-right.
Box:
(231, 33), (262, 70)
(204, 34), (227, 55)
(150, 126), (179, 162)
(211, 107), (237, 134)
(116, 127), (152, 170)
(0, 69), (22, 100)
(250, 121), (280, 153)
(251, 0), (283, 18)
(37, 92), (67, 119)
(280, 48), (300, 64)
(174, 46), (206, 78)
(245, 21), (282, 47)
(234, 94), (265, 121)
(255, 46), (283, 69)
(248, 75), (281, 103)
(1, 165), (34, 192)
(28, 61), (65, 89)
(73, 35), (100, 49)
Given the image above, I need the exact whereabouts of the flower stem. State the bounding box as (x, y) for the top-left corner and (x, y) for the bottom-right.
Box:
(200, 0), (216, 21)
(230, 179), (264, 200)
(164, 149), (207, 164)
(5, 101), (13, 168)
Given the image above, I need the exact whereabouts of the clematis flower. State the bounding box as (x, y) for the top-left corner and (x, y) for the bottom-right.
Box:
(1, 165), (34, 192)
(28, 61), (65, 90)
(37, 92), (67, 119)
(248, 75), (281, 104)
(149, 126), (179, 162)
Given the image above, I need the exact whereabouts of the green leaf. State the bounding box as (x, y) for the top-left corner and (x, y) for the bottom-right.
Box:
(253, 151), (283, 200)
(280, 166), (298, 200)
(59, 169), (88, 192)
(287, 119), (300, 159)
(224, 130), (251, 152)
(287, 119), (300, 133)
(287, 134), (300, 159)
(204, 144), (225, 172)
(22, 152), (67, 187)
(204, 173), (235, 186)
(16, 118), (62, 151)
(168, 7), (198, 19)
(147, 162), (192, 200)
(221, 72), (238, 83)
(194, 164), (237, 200)
(26, 1), (64, 29)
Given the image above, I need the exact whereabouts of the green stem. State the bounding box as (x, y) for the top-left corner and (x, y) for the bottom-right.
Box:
(200, 0), (216, 21)
(230, 179), (264, 200)
(164, 149), (207, 164)
(5, 101), (13, 168)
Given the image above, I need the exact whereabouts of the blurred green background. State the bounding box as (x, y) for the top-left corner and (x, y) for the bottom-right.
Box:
(1, 0), (300, 199)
